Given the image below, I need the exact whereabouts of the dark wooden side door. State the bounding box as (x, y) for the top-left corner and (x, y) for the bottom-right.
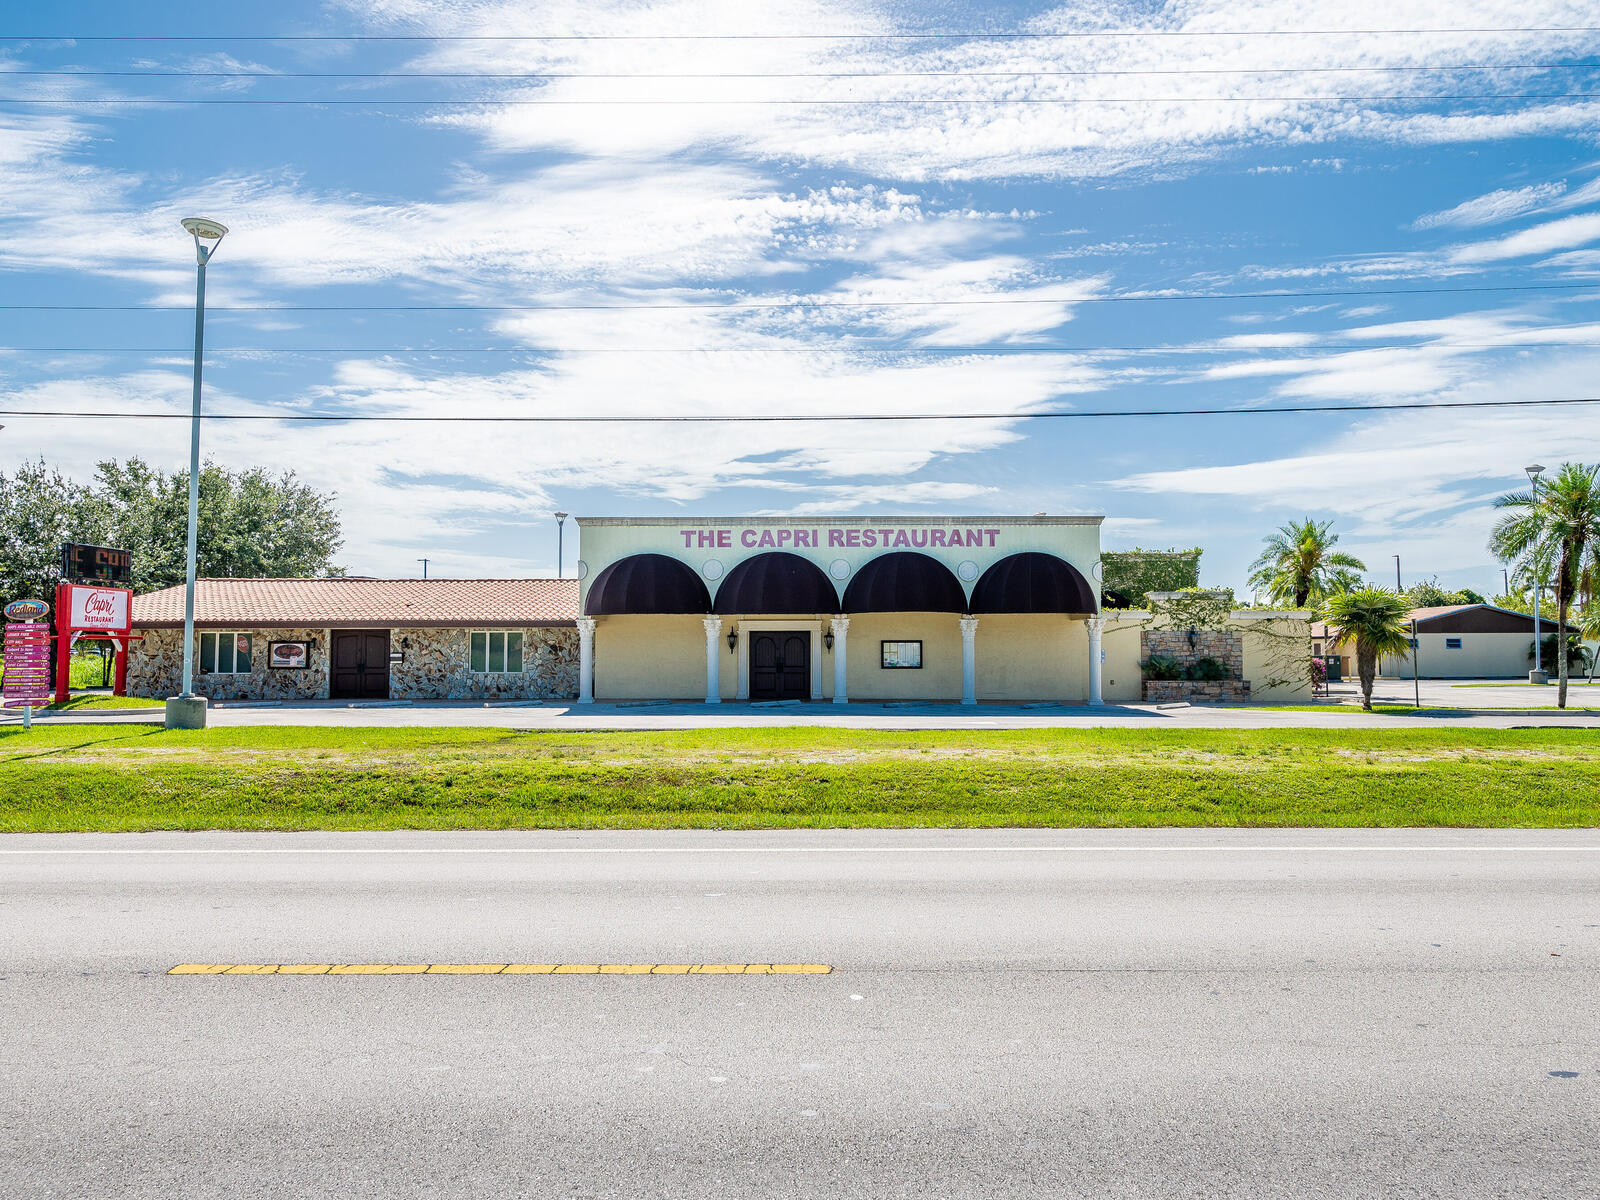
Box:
(749, 631), (810, 701)
(330, 630), (390, 699)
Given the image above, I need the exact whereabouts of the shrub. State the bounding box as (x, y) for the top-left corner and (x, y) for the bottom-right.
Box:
(1144, 654), (1185, 680)
(1186, 656), (1229, 681)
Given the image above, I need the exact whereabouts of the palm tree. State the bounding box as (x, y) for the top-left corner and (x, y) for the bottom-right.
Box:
(1490, 463), (1600, 709)
(1577, 604), (1600, 683)
(1322, 589), (1413, 710)
(1248, 518), (1367, 610)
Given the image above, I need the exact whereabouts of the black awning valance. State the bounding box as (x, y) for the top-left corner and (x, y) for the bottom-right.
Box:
(841, 551), (967, 613)
(969, 552), (1097, 615)
(583, 553), (711, 615)
(713, 552), (839, 614)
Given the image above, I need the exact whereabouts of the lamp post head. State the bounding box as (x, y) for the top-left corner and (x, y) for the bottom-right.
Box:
(1524, 463), (1545, 483)
(181, 216), (228, 265)
(554, 511), (569, 522)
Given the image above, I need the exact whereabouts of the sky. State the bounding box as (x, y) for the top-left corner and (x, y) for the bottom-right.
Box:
(1, 0), (1598, 595)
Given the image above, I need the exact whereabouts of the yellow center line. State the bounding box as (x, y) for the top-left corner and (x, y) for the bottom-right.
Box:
(169, 962), (832, 975)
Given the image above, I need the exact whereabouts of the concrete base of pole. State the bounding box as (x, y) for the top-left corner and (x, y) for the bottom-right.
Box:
(164, 695), (209, 730)
(1528, 669), (1549, 685)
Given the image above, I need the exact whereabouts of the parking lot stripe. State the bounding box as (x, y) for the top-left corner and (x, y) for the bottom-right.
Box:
(168, 963), (833, 975)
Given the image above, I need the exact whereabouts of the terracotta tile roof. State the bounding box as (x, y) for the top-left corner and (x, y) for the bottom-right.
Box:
(132, 577), (579, 628)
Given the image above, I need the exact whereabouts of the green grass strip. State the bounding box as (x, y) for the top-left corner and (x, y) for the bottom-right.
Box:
(2, 725), (1598, 832)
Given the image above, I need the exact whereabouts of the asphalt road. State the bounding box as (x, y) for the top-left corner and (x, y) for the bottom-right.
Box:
(4, 829), (1598, 1198)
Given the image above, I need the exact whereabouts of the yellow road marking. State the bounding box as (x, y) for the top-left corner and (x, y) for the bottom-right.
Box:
(169, 963), (833, 975)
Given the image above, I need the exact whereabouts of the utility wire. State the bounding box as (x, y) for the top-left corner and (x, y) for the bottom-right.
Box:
(5, 93), (1598, 104)
(4, 29), (1599, 40)
(5, 281), (1595, 312)
(2, 396), (1595, 423)
(12, 63), (1600, 78)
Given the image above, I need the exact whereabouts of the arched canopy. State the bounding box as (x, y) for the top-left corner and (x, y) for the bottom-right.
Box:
(584, 553), (711, 615)
(714, 552), (839, 614)
(970, 552), (1098, 615)
(841, 552), (967, 613)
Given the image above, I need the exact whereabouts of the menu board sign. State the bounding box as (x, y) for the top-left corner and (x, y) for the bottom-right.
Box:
(2, 622), (53, 708)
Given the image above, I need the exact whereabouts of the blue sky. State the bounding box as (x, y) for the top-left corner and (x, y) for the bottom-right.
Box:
(2, 0), (1599, 595)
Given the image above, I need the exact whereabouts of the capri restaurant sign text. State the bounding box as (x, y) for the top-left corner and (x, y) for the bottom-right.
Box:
(679, 525), (1002, 551)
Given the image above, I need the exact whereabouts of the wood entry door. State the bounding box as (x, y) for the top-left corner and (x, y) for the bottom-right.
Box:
(330, 630), (390, 699)
(749, 631), (810, 701)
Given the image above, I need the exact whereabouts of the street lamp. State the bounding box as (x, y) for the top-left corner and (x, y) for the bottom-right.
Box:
(165, 216), (227, 731)
(1525, 464), (1546, 683)
(553, 511), (569, 578)
(1394, 554), (1420, 707)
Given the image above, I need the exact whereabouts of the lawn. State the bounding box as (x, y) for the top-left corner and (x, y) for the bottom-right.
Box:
(1, 725), (1596, 832)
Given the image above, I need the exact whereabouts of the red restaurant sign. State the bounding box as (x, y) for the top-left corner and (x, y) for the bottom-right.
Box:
(3, 621), (53, 708)
(61, 584), (132, 633)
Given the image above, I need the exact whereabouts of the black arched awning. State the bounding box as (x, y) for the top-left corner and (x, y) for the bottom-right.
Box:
(841, 552), (967, 613)
(584, 553), (711, 615)
(969, 552), (1098, 615)
(714, 552), (839, 614)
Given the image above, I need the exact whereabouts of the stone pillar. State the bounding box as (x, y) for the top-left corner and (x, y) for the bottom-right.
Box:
(576, 616), (596, 704)
(703, 615), (722, 705)
(831, 616), (850, 705)
(1086, 616), (1105, 706)
(959, 616), (978, 706)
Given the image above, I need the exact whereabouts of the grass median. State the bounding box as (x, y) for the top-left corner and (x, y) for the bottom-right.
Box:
(2, 724), (1597, 831)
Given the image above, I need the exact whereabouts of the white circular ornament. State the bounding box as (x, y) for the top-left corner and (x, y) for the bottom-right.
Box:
(702, 559), (725, 581)
(575, 560), (589, 580)
(957, 560), (980, 582)
(828, 559), (851, 580)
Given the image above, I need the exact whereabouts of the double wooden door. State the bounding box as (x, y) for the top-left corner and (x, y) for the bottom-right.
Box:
(749, 631), (810, 701)
(330, 630), (390, 699)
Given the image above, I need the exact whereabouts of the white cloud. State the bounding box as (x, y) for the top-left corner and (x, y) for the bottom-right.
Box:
(1411, 183), (1568, 230)
(1449, 212), (1600, 265)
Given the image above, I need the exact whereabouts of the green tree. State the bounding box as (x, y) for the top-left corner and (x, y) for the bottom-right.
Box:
(1248, 518), (1366, 610)
(1489, 462), (1600, 709)
(1322, 588), (1414, 710)
(1404, 577), (1486, 608)
(91, 458), (345, 590)
(0, 459), (111, 611)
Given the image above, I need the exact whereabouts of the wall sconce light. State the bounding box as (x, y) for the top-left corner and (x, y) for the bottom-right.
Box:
(824, 630), (835, 652)
(727, 627), (738, 652)
(400, 637), (410, 651)
(1186, 628), (1199, 651)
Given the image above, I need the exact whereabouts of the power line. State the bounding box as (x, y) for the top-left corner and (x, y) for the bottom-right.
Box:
(11, 62), (1600, 79)
(4, 281), (1596, 312)
(5, 92), (1598, 104)
(1, 396), (1595, 423)
(4, 29), (1599, 41)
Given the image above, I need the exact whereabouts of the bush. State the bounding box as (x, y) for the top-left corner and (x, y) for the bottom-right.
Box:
(1144, 654), (1185, 680)
(1186, 656), (1229, 681)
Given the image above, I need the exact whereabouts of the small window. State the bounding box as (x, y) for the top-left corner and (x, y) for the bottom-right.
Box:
(470, 630), (524, 674)
(881, 640), (922, 669)
(198, 631), (252, 674)
(1445, 637), (1463, 650)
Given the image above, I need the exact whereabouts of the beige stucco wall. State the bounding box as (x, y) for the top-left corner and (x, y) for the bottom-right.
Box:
(594, 615), (707, 700)
(1238, 616), (1313, 701)
(576, 515), (1104, 617)
(127, 626), (328, 701)
(973, 614), (1087, 702)
(1380, 631), (1542, 679)
(1103, 618), (1146, 703)
(1102, 611), (1313, 702)
(841, 612), (964, 700)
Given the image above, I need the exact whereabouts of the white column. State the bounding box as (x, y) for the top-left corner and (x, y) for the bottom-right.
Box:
(1086, 616), (1105, 706)
(703, 615), (722, 705)
(576, 616), (596, 704)
(959, 616), (978, 706)
(831, 616), (850, 705)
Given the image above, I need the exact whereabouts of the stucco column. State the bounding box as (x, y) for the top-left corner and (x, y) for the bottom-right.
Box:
(576, 616), (596, 704)
(959, 616), (978, 706)
(1086, 615), (1105, 706)
(830, 616), (850, 705)
(703, 615), (722, 705)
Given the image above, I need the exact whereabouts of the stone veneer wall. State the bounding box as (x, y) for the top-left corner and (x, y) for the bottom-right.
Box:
(389, 627), (579, 701)
(1139, 628), (1248, 703)
(126, 627), (329, 701)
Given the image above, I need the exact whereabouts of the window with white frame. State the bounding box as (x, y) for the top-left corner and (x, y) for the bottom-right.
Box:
(198, 631), (253, 674)
(470, 631), (524, 673)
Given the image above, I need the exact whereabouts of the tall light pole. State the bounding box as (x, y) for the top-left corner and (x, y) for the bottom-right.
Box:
(166, 216), (228, 731)
(1526, 464), (1546, 683)
(417, 558), (430, 580)
(1394, 554), (1419, 707)
(554, 511), (568, 578)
